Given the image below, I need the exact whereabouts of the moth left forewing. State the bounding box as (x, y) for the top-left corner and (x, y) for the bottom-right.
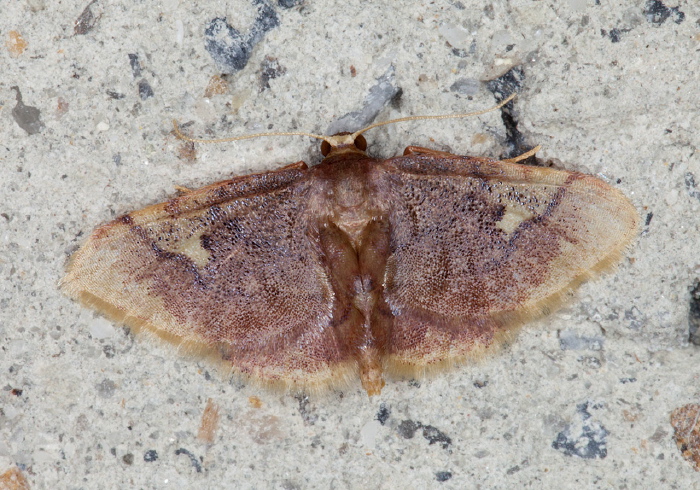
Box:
(63, 163), (313, 298)
(62, 166), (361, 393)
(374, 153), (638, 373)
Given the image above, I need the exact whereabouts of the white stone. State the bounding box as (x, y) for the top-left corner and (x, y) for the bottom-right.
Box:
(89, 317), (116, 339)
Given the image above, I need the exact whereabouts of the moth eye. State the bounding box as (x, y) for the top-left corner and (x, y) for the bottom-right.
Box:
(354, 134), (367, 151)
(321, 140), (331, 156)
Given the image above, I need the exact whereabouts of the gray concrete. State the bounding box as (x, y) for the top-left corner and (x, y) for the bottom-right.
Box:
(1, 0), (699, 487)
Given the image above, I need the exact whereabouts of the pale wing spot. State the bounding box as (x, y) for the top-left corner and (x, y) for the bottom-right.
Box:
(496, 205), (535, 235)
(166, 233), (211, 268)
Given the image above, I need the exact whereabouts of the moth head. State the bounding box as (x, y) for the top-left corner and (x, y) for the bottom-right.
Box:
(320, 132), (368, 157)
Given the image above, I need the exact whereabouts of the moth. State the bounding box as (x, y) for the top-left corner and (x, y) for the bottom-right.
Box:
(61, 96), (638, 396)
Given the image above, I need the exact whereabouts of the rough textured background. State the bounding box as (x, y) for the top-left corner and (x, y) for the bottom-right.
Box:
(2, 0), (699, 488)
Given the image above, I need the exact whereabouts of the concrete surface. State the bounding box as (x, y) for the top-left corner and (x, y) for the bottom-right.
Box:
(1, 0), (699, 488)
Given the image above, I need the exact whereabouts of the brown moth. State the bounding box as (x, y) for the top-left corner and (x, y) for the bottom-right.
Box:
(61, 97), (638, 396)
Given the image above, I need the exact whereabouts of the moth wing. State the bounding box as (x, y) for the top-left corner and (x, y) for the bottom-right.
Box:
(62, 165), (352, 390)
(374, 151), (638, 372)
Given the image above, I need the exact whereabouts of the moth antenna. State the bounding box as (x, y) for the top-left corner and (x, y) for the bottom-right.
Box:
(172, 120), (333, 145)
(502, 145), (542, 163)
(351, 92), (517, 140)
(172, 92), (516, 151)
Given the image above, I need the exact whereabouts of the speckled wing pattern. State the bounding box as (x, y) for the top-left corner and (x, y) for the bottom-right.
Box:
(62, 163), (358, 389)
(62, 144), (638, 395)
(374, 149), (638, 372)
